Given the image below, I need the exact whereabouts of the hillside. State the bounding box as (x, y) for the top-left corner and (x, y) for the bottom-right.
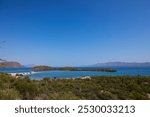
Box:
(32, 66), (116, 72)
(32, 66), (80, 71)
(32, 66), (54, 70)
(0, 59), (24, 68)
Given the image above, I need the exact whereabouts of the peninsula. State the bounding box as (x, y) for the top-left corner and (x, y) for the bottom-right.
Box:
(32, 66), (117, 72)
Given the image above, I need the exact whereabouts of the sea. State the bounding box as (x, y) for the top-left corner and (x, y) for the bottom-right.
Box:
(0, 67), (150, 80)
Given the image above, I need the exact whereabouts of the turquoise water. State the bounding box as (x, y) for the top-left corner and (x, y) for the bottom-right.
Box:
(0, 67), (150, 79)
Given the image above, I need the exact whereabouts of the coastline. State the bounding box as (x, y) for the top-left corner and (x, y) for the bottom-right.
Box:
(1, 66), (150, 79)
(8, 71), (38, 77)
(8, 72), (92, 80)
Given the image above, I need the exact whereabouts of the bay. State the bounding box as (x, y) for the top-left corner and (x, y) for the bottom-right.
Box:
(0, 67), (150, 80)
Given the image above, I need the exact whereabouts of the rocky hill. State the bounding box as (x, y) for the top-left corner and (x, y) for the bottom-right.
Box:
(0, 59), (24, 68)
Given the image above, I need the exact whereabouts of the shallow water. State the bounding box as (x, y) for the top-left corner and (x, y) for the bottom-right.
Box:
(0, 67), (150, 79)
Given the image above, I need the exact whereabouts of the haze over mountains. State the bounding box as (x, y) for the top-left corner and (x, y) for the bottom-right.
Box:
(1, 58), (150, 68)
(0, 59), (24, 68)
(91, 62), (150, 67)
(24, 64), (36, 68)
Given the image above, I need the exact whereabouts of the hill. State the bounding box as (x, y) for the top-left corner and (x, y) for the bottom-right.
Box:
(0, 59), (24, 68)
(32, 66), (54, 70)
(32, 66), (80, 71)
(91, 62), (150, 67)
(32, 66), (116, 72)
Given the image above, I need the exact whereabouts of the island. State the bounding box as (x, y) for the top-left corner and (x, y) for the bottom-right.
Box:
(32, 66), (117, 72)
(31, 66), (54, 71)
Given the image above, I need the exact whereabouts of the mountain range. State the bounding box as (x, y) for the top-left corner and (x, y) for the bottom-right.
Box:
(91, 62), (150, 67)
(1, 58), (150, 68)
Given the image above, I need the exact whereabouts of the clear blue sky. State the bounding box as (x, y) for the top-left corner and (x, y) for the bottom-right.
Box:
(0, 0), (150, 66)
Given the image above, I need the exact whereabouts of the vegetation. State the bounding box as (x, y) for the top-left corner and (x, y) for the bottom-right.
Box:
(58, 66), (80, 71)
(79, 68), (117, 72)
(32, 66), (54, 71)
(0, 73), (150, 100)
(32, 66), (79, 71)
(32, 66), (117, 72)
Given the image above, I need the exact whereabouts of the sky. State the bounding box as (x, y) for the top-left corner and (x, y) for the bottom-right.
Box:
(0, 0), (150, 66)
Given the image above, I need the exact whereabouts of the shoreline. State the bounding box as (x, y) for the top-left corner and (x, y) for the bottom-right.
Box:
(8, 71), (38, 77)
(7, 72), (150, 80)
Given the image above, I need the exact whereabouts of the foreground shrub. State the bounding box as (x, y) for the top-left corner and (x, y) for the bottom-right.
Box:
(0, 89), (21, 100)
(0, 73), (150, 100)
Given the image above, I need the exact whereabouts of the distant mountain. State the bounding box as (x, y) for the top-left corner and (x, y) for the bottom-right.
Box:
(25, 64), (36, 67)
(0, 58), (7, 62)
(0, 59), (24, 68)
(91, 62), (150, 67)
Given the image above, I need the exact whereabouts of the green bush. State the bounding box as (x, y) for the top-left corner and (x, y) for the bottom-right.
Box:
(0, 73), (150, 100)
(0, 89), (21, 100)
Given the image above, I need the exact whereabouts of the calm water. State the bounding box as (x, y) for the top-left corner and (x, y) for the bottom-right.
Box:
(0, 67), (150, 80)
